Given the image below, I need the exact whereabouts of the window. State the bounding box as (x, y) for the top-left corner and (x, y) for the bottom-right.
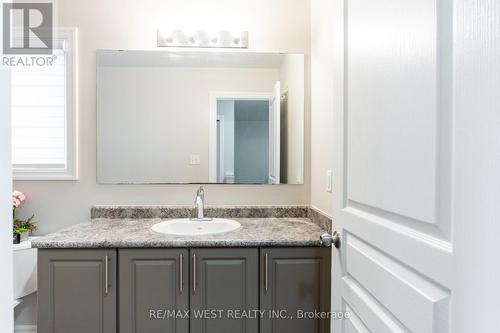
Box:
(11, 28), (78, 180)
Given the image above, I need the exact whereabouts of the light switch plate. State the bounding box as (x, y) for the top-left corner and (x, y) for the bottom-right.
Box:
(190, 154), (201, 165)
(326, 170), (333, 192)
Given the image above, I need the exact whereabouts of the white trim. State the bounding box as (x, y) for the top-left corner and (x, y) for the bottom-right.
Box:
(13, 27), (79, 181)
(208, 92), (273, 182)
(217, 114), (225, 182)
(15, 325), (37, 333)
(268, 81), (281, 184)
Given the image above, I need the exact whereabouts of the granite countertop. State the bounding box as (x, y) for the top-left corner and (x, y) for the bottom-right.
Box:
(32, 217), (327, 248)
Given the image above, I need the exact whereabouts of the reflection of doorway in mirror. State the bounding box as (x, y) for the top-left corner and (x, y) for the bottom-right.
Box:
(216, 99), (270, 184)
(209, 89), (280, 184)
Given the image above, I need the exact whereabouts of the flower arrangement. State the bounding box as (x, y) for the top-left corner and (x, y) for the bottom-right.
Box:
(12, 191), (36, 243)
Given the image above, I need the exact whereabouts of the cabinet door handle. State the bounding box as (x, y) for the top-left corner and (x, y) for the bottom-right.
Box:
(105, 255), (109, 295)
(179, 254), (183, 293)
(265, 253), (269, 292)
(193, 254), (197, 293)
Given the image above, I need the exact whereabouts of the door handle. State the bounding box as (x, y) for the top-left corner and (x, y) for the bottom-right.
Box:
(264, 253), (269, 292)
(192, 254), (196, 293)
(104, 255), (109, 295)
(320, 230), (340, 248)
(179, 254), (183, 294)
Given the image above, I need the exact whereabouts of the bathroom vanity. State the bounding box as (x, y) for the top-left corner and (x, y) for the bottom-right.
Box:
(31, 47), (329, 333)
(33, 207), (332, 333)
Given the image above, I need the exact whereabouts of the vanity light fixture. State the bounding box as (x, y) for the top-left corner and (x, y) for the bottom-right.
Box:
(157, 29), (248, 48)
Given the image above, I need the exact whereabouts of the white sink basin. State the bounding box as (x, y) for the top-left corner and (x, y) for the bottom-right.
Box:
(151, 218), (241, 236)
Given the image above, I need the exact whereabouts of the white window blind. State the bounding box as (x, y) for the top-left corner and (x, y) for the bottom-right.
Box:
(11, 48), (67, 167)
(11, 28), (78, 180)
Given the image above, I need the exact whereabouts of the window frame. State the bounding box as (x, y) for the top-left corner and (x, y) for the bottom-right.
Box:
(12, 27), (78, 181)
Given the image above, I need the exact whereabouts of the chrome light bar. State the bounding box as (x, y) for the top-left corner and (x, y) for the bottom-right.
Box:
(157, 29), (248, 48)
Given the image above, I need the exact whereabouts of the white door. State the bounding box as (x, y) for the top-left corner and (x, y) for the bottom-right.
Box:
(0, 61), (14, 332)
(268, 81), (281, 184)
(331, 0), (500, 332)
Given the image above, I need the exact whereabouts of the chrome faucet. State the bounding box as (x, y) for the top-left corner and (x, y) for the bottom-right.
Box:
(193, 186), (212, 221)
(195, 186), (205, 219)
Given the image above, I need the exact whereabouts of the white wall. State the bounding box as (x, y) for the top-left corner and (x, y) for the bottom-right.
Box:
(0, 63), (14, 331)
(98, 66), (278, 183)
(13, 0), (311, 234)
(310, 0), (334, 216)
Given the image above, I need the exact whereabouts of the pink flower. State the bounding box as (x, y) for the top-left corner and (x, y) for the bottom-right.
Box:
(13, 197), (21, 208)
(12, 190), (27, 208)
(18, 192), (27, 202)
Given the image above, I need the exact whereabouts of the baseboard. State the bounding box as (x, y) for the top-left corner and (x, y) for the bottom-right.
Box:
(15, 325), (37, 333)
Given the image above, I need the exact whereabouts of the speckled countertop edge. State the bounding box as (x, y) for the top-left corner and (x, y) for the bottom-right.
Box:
(32, 217), (327, 249)
(91, 205), (311, 219)
(90, 205), (332, 232)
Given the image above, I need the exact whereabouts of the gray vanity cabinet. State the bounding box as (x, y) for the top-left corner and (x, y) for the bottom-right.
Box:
(260, 247), (331, 333)
(38, 246), (330, 333)
(38, 249), (117, 333)
(190, 248), (259, 333)
(119, 249), (189, 333)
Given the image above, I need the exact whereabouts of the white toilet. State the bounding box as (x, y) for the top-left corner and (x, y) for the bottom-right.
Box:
(13, 238), (38, 307)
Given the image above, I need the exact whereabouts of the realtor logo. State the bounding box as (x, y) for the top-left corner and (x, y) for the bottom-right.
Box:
(2, 3), (53, 54)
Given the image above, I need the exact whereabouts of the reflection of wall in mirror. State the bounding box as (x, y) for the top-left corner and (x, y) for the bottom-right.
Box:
(98, 67), (278, 183)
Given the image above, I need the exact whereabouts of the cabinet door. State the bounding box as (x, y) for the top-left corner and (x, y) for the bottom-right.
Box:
(119, 249), (189, 333)
(190, 248), (259, 333)
(260, 247), (331, 333)
(38, 249), (116, 333)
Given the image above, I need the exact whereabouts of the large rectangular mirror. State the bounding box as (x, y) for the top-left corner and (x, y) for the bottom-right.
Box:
(97, 50), (304, 184)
